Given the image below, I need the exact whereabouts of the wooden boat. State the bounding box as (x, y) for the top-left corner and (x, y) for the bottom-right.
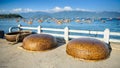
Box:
(66, 38), (111, 61)
(5, 31), (32, 42)
(22, 34), (57, 51)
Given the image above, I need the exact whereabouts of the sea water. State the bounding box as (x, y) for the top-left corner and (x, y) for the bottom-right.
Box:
(0, 19), (120, 39)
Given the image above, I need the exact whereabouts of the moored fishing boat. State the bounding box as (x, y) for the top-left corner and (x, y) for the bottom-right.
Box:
(5, 31), (32, 42)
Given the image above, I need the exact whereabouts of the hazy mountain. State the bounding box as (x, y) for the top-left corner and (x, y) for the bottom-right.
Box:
(19, 12), (51, 18)
(51, 11), (95, 18)
(19, 11), (120, 18)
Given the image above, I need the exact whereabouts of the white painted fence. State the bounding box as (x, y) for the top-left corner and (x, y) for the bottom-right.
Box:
(9, 24), (120, 43)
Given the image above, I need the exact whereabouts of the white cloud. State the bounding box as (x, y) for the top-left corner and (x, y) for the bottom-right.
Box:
(51, 6), (92, 12)
(52, 6), (73, 12)
(76, 8), (81, 11)
(0, 10), (5, 12)
(0, 9), (6, 14)
(76, 8), (87, 11)
(24, 8), (33, 12)
(75, 8), (94, 12)
(63, 6), (73, 11)
(11, 8), (33, 13)
(52, 6), (63, 12)
(0, 6), (93, 13)
(12, 8), (22, 12)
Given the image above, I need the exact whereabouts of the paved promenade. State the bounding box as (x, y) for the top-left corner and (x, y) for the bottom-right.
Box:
(0, 39), (120, 68)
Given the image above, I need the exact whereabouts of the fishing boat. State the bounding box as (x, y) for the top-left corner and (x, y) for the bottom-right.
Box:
(5, 31), (32, 42)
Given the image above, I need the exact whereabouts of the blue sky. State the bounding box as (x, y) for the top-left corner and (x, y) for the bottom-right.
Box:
(0, 0), (120, 13)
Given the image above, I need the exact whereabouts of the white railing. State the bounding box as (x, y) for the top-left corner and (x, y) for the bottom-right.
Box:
(9, 24), (120, 43)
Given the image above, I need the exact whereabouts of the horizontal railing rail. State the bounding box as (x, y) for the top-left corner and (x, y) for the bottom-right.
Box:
(69, 30), (104, 35)
(9, 24), (120, 43)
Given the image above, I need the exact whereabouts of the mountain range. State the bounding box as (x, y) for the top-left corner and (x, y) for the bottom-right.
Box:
(19, 11), (120, 18)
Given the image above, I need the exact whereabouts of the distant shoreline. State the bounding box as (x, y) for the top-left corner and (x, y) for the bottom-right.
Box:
(0, 14), (23, 19)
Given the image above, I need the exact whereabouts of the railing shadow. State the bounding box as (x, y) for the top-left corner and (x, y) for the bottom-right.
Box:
(105, 42), (112, 60)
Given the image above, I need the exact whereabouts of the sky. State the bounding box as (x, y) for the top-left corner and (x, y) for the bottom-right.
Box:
(0, 0), (120, 13)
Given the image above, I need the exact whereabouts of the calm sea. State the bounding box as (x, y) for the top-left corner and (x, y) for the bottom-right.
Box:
(0, 19), (120, 39)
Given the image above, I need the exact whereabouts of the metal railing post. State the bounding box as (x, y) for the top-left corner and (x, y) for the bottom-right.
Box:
(104, 28), (110, 44)
(18, 24), (22, 31)
(37, 25), (41, 34)
(64, 27), (69, 43)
